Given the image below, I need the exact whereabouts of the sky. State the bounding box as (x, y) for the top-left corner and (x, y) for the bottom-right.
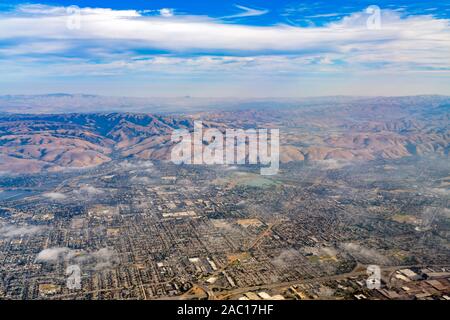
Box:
(0, 0), (449, 97)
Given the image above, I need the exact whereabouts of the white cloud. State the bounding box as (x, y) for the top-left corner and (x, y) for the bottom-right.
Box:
(42, 192), (67, 200)
(341, 242), (390, 264)
(118, 160), (154, 169)
(222, 5), (269, 19)
(0, 223), (46, 239)
(36, 246), (119, 269)
(36, 247), (73, 262)
(0, 4), (449, 95)
(74, 185), (104, 197)
(90, 248), (119, 270)
(0, 5), (448, 61)
(271, 249), (301, 268)
(315, 159), (351, 169)
(159, 8), (174, 18)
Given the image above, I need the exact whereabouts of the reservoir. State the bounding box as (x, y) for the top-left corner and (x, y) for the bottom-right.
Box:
(0, 190), (37, 201)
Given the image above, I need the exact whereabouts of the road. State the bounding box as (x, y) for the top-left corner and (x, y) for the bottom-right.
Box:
(203, 264), (450, 300)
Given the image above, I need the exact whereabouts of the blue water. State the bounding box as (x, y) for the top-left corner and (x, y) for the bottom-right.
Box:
(0, 190), (37, 201)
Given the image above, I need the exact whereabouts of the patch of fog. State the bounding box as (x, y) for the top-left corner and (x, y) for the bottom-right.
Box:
(131, 176), (152, 184)
(36, 247), (74, 262)
(314, 159), (352, 170)
(420, 207), (438, 227)
(236, 200), (247, 207)
(320, 246), (338, 257)
(117, 160), (154, 170)
(271, 249), (302, 268)
(35, 246), (119, 270)
(427, 188), (450, 196)
(223, 165), (238, 171)
(0, 223), (46, 239)
(210, 219), (242, 235)
(302, 246), (338, 259)
(60, 164), (101, 172)
(74, 185), (105, 197)
(341, 242), (390, 265)
(42, 192), (67, 200)
(419, 206), (450, 228)
(317, 286), (335, 297)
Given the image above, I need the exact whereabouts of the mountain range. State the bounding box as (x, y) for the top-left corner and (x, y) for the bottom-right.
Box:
(0, 95), (448, 174)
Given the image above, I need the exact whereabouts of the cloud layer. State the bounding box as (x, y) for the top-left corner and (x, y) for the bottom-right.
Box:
(0, 223), (46, 239)
(36, 246), (119, 270)
(0, 4), (449, 96)
(1, 5), (449, 60)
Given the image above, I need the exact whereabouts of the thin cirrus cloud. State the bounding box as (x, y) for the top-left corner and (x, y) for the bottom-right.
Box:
(0, 3), (449, 96)
(221, 4), (269, 19)
(159, 8), (174, 17)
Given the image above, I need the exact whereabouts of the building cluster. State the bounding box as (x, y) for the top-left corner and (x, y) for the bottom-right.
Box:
(0, 159), (448, 300)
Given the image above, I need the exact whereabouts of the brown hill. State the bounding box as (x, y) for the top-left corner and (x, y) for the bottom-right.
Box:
(0, 96), (448, 174)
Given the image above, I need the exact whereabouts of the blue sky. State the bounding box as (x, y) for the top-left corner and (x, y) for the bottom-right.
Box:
(0, 1), (449, 97)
